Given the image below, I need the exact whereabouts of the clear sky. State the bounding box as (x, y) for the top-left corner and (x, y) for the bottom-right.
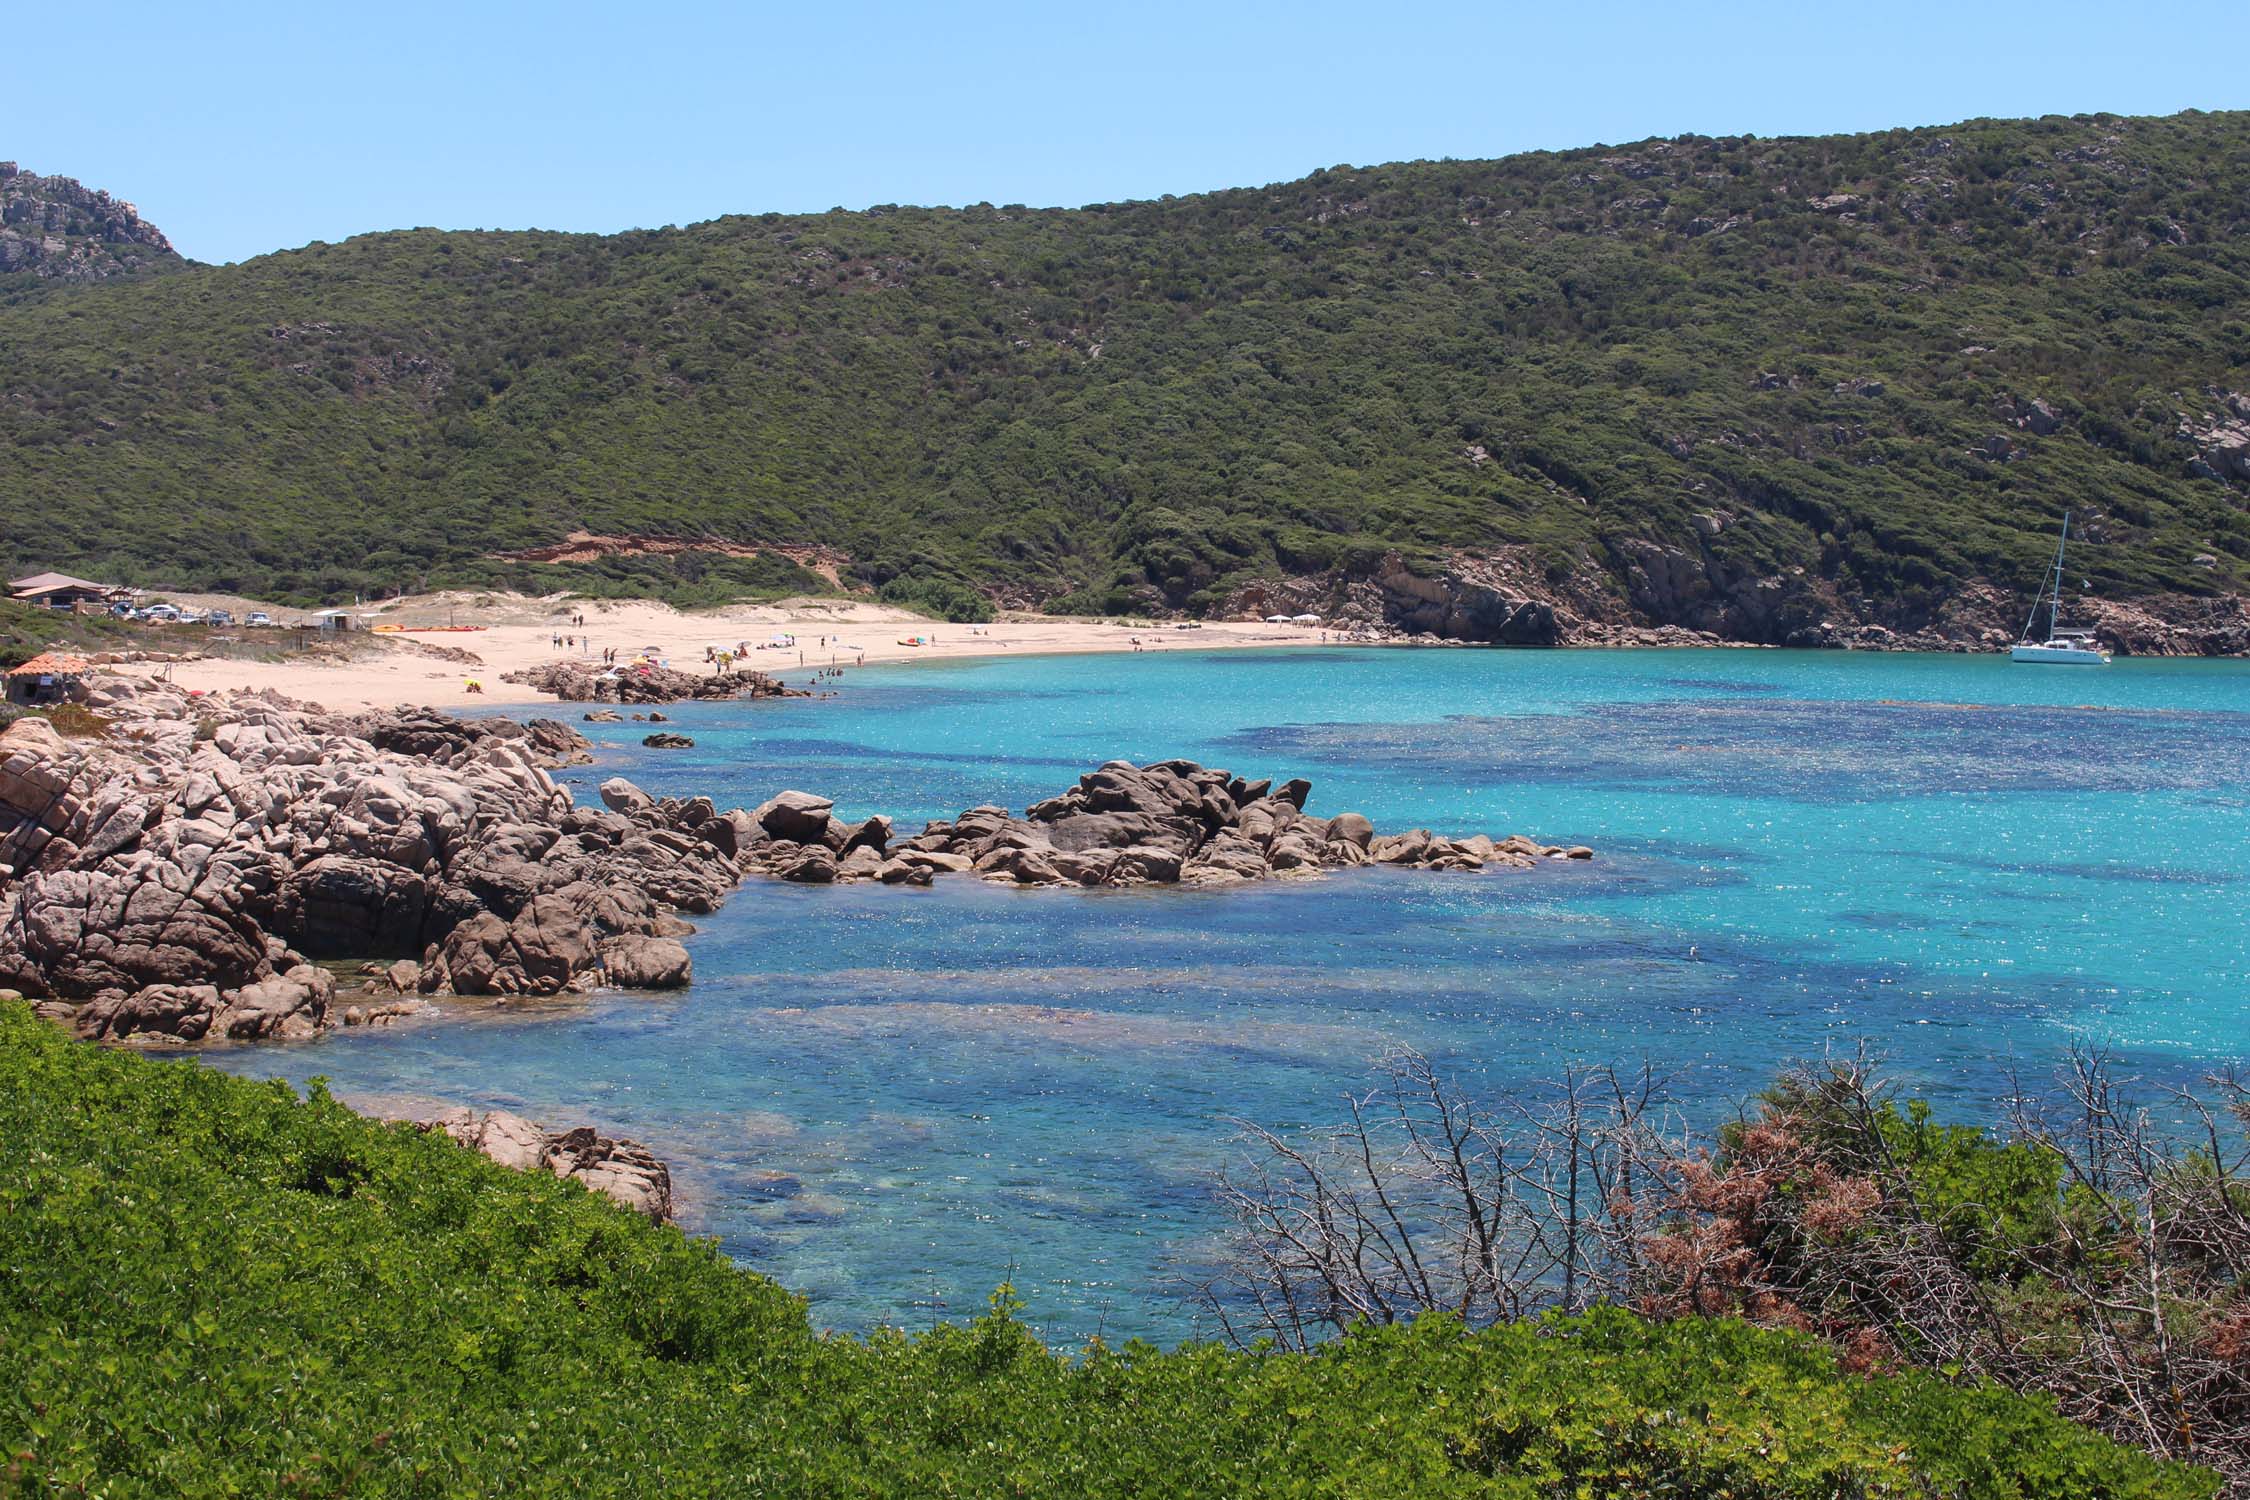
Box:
(14, 0), (2247, 265)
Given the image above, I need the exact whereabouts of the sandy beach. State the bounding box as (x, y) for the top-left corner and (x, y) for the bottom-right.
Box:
(105, 594), (1364, 712)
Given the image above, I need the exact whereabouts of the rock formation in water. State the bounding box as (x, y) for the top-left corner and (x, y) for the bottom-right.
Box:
(717, 758), (1592, 888)
(0, 683), (727, 1045)
(501, 660), (803, 704)
(0, 679), (1587, 1047)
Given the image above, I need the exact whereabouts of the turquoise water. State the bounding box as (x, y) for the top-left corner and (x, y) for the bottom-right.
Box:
(200, 647), (2250, 1341)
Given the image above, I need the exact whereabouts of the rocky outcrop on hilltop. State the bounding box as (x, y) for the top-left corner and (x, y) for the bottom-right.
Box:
(714, 759), (1592, 888)
(501, 660), (804, 705)
(0, 162), (183, 287)
(405, 1107), (674, 1221)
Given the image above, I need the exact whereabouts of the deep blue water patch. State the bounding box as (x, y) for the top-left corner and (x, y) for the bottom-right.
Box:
(1228, 697), (2250, 803)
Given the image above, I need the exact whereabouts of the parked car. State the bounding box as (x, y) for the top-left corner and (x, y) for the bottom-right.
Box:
(245, 611), (274, 627)
(142, 604), (182, 623)
(206, 609), (233, 626)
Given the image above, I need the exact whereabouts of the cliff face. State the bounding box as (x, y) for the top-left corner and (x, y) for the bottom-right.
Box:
(1222, 544), (2250, 655)
(0, 162), (183, 290)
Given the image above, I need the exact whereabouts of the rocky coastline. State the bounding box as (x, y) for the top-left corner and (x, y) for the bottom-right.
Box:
(0, 678), (1585, 1050)
(0, 684), (728, 1045)
(1222, 547), (2250, 656)
(500, 659), (803, 704)
(713, 760), (1592, 888)
(402, 1106), (675, 1221)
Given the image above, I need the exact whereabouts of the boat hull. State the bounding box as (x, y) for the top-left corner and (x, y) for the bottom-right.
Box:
(2011, 643), (2108, 664)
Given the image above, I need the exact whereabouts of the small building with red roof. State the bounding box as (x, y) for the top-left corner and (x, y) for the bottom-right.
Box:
(3, 651), (91, 706)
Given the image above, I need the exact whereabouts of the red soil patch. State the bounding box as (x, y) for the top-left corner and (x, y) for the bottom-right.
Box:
(489, 532), (857, 589)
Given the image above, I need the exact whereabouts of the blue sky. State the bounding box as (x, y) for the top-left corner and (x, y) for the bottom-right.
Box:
(14, 1), (2246, 264)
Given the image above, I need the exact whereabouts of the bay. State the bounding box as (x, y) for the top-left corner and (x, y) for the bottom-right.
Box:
(196, 646), (2250, 1343)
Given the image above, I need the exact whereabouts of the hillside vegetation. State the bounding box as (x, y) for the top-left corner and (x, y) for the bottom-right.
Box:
(0, 111), (2246, 631)
(0, 596), (134, 668)
(0, 1002), (2210, 1497)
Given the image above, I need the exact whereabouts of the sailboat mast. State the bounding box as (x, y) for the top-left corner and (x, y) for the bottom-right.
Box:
(2023, 512), (2072, 644)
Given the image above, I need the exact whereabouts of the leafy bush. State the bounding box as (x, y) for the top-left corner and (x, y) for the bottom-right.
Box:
(0, 598), (133, 669)
(1654, 1057), (2250, 1492)
(0, 1002), (2210, 1497)
(876, 574), (996, 622)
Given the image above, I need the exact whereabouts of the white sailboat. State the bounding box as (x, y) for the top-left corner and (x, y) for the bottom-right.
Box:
(2011, 512), (2109, 664)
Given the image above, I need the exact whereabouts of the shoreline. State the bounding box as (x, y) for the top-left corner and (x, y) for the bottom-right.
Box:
(82, 587), (2250, 719)
(103, 600), (1388, 712)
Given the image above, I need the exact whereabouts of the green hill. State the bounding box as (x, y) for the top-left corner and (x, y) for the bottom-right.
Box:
(2, 110), (2246, 639)
(0, 1001), (2211, 1497)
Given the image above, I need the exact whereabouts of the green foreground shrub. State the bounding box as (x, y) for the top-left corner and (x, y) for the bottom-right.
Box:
(0, 1003), (2212, 1497)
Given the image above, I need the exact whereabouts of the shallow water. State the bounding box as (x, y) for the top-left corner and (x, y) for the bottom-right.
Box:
(199, 647), (2250, 1342)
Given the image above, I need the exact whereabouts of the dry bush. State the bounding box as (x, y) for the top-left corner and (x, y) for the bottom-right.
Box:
(1197, 1046), (2250, 1492)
